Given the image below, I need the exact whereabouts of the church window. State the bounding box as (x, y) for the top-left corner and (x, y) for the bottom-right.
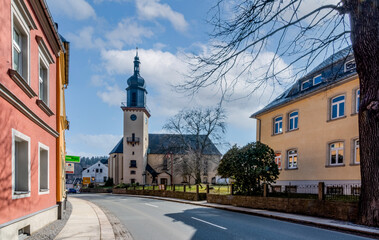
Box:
(131, 170), (136, 175)
(130, 160), (137, 168)
(131, 92), (137, 106)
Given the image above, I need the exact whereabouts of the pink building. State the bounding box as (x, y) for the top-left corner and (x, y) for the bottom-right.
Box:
(0, 0), (64, 238)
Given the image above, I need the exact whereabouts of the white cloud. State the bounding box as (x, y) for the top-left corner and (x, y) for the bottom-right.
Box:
(136, 0), (188, 32)
(46, 0), (96, 20)
(67, 134), (122, 157)
(99, 47), (293, 131)
(66, 27), (105, 49)
(97, 84), (125, 106)
(106, 18), (154, 49)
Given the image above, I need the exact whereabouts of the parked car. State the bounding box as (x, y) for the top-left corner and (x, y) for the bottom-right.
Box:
(67, 188), (77, 194)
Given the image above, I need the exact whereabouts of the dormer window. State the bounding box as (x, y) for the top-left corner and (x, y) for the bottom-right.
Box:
(313, 74), (322, 85)
(344, 59), (356, 72)
(301, 80), (311, 90)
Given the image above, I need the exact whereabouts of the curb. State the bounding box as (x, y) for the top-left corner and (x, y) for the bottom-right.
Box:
(110, 193), (379, 238)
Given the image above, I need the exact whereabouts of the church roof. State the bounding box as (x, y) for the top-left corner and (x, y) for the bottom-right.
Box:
(127, 51), (146, 89)
(109, 138), (123, 154)
(148, 134), (221, 155)
(109, 134), (222, 155)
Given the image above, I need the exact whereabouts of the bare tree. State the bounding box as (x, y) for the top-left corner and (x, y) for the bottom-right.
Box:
(163, 107), (226, 184)
(179, 0), (379, 226)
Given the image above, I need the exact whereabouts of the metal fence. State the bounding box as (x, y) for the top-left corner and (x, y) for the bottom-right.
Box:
(116, 184), (231, 195)
(268, 183), (360, 201)
(113, 182), (360, 201)
(324, 183), (361, 201)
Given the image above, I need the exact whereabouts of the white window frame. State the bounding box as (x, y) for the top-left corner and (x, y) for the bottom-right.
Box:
(288, 111), (298, 131)
(313, 74), (322, 85)
(275, 153), (282, 170)
(301, 80), (311, 90)
(344, 59), (356, 72)
(331, 95), (345, 119)
(329, 142), (344, 165)
(274, 116), (283, 134)
(354, 139), (360, 164)
(12, 129), (31, 199)
(356, 89), (360, 113)
(38, 45), (53, 106)
(287, 150), (298, 169)
(38, 142), (50, 195)
(11, 0), (32, 83)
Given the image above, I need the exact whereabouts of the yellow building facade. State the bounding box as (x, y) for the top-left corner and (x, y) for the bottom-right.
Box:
(251, 47), (360, 187)
(56, 37), (70, 218)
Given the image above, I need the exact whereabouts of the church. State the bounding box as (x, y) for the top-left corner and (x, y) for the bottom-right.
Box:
(108, 51), (221, 186)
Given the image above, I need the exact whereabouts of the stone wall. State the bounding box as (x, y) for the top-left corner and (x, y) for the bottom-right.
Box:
(81, 188), (112, 193)
(207, 194), (359, 222)
(112, 188), (206, 201)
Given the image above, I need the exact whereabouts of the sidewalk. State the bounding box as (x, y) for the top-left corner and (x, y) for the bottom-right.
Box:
(55, 197), (115, 240)
(112, 193), (379, 238)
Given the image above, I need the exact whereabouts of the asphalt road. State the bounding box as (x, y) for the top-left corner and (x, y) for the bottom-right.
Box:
(73, 194), (373, 240)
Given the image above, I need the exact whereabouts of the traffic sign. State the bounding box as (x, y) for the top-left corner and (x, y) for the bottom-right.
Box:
(65, 155), (80, 163)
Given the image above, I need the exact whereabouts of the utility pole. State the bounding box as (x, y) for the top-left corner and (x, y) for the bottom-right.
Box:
(170, 152), (173, 185)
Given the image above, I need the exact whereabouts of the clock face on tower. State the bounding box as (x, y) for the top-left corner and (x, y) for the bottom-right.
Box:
(130, 114), (137, 121)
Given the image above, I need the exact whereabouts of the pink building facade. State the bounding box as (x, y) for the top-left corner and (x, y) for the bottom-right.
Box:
(0, 0), (63, 239)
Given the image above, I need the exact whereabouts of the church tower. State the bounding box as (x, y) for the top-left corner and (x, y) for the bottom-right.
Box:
(121, 49), (150, 184)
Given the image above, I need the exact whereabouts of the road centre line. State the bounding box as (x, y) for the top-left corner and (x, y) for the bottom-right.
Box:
(191, 217), (227, 230)
(144, 203), (159, 208)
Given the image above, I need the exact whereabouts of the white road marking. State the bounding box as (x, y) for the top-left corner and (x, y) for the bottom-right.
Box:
(191, 217), (227, 230)
(144, 203), (158, 208)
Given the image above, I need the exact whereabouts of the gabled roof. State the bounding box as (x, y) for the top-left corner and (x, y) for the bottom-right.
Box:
(146, 163), (158, 178)
(251, 46), (357, 118)
(148, 134), (221, 155)
(109, 134), (222, 155)
(109, 138), (123, 154)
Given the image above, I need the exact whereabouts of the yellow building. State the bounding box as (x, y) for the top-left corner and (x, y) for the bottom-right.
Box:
(56, 35), (70, 218)
(251, 47), (360, 188)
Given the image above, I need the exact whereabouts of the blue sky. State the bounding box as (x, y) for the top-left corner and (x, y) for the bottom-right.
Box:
(45, 0), (313, 157)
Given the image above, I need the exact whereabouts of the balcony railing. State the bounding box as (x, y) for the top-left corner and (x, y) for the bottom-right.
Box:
(121, 102), (151, 113)
(127, 137), (140, 143)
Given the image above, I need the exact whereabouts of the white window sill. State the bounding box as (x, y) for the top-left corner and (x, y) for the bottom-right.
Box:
(13, 191), (31, 199)
(325, 164), (345, 168)
(39, 189), (50, 195)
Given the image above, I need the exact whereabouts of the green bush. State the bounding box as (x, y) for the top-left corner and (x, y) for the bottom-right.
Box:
(114, 183), (130, 189)
(218, 142), (279, 195)
(104, 178), (114, 187)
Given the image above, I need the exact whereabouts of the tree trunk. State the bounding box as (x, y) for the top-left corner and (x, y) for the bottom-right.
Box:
(348, 0), (379, 227)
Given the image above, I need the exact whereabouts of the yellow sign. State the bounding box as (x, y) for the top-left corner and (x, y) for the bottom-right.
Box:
(83, 177), (91, 185)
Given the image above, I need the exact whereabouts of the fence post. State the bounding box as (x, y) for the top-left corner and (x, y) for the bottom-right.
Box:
(164, 184), (167, 191)
(142, 185), (145, 191)
(196, 185), (199, 201)
(183, 185), (186, 192)
(230, 184), (234, 195)
(153, 185), (155, 191)
(263, 183), (268, 197)
(173, 184), (175, 192)
(206, 184), (210, 194)
(318, 182), (325, 200)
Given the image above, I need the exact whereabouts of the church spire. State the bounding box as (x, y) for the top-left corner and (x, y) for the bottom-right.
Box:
(134, 47), (140, 75)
